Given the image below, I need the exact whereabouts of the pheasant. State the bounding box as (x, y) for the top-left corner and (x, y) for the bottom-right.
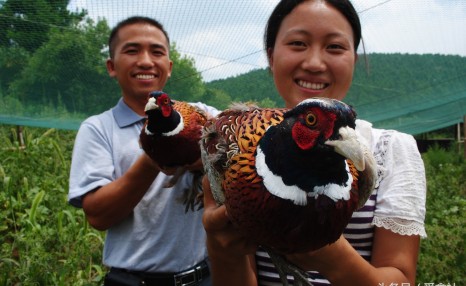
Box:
(140, 91), (208, 212)
(200, 98), (377, 285)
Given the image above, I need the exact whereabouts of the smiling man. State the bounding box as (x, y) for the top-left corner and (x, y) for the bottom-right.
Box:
(68, 16), (217, 286)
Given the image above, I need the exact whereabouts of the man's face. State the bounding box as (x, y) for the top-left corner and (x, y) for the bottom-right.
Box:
(106, 23), (173, 105)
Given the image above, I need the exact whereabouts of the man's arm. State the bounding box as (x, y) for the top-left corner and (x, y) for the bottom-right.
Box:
(82, 153), (159, 230)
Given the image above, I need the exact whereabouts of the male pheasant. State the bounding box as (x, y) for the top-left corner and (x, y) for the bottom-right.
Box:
(200, 98), (377, 285)
(140, 91), (208, 211)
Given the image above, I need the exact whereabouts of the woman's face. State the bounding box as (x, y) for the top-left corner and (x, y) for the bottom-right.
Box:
(268, 0), (357, 108)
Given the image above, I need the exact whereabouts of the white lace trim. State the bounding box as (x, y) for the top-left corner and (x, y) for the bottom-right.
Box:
(373, 216), (427, 238)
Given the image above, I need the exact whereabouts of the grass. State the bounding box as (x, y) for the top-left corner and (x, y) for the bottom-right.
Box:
(0, 125), (464, 285)
(0, 126), (105, 285)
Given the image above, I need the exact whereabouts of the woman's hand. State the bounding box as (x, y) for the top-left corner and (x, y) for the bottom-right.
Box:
(202, 175), (259, 285)
(286, 230), (420, 286)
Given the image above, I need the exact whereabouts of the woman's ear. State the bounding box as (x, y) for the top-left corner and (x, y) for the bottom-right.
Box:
(267, 48), (274, 69)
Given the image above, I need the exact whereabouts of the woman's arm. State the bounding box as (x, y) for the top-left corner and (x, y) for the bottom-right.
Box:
(287, 228), (420, 285)
(202, 176), (258, 286)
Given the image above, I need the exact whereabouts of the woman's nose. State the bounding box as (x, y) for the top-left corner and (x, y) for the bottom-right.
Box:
(302, 50), (326, 72)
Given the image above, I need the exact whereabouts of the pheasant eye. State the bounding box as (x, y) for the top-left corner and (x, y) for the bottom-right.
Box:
(305, 113), (317, 126)
(163, 98), (170, 104)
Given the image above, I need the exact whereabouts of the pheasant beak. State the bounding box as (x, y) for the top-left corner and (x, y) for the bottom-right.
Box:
(324, 126), (365, 171)
(144, 97), (158, 113)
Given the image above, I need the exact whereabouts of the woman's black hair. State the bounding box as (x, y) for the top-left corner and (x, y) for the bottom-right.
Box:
(264, 0), (362, 52)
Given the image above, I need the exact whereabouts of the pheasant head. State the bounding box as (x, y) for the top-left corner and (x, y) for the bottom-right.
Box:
(144, 90), (182, 136)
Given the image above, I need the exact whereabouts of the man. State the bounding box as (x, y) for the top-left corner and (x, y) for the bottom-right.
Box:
(68, 16), (216, 286)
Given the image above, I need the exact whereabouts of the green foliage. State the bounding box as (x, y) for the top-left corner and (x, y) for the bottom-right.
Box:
(206, 68), (281, 107)
(1, 125), (464, 284)
(7, 18), (118, 116)
(0, 5), (207, 121)
(0, 0), (86, 97)
(0, 45), (30, 94)
(207, 53), (466, 135)
(202, 88), (232, 110)
(0, 125), (105, 285)
(165, 44), (206, 103)
(416, 145), (466, 283)
(0, 0), (86, 52)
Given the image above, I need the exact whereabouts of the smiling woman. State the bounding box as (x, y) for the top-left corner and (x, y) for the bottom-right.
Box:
(202, 1), (427, 285)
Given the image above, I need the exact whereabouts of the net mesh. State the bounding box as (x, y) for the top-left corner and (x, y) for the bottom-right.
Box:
(0, 0), (465, 135)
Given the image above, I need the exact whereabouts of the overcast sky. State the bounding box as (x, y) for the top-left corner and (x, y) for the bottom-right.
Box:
(67, 0), (466, 82)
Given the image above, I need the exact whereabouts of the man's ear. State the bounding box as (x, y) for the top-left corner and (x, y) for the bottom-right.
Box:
(106, 58), (116, 77)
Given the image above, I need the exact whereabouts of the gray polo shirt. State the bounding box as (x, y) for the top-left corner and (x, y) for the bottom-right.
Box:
(68, 98), (218, 273)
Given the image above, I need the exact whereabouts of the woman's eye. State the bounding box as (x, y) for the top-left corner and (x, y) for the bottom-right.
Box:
(328, 44), (345, 50)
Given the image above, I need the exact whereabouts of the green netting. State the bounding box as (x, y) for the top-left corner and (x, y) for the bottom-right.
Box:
(0, 0), (465, 135)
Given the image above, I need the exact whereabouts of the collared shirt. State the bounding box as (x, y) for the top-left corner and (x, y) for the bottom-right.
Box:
(69, 98), (219, 273)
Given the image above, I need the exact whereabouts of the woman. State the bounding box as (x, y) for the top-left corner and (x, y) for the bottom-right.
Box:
(202, 0), (426, 285)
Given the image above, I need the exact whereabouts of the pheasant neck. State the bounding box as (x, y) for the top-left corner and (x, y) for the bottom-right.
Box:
(147, 110), (183, 136)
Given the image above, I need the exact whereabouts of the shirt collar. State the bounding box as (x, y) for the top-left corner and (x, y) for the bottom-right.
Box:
(112, 98), (146, 128)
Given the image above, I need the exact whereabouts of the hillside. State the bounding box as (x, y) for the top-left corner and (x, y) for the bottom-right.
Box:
(205, 53), (466, 134)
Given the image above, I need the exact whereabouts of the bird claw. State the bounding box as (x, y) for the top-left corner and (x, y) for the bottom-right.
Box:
(263, 247), (314, 286)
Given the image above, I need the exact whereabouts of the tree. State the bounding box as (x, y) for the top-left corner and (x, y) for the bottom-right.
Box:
(202, 88), (232, 110)
(0, 45), (29, 94)
(7, 18), (116, 116)
(0, 0), (85, 52)
(165, 44), (205, 103)
(0, 0), (87, 103)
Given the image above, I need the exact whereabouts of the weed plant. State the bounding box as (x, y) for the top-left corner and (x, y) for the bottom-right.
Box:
(0, 126), (104, 285)
(0, 126), (464, 284)
(417, 145), (465, 284)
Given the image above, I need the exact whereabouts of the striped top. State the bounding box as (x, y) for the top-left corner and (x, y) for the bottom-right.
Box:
(256, 191), (377, 286)
(256, 120), (427, 285)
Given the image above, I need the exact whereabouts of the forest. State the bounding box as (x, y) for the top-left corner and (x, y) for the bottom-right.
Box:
(1, 0), (466, 135)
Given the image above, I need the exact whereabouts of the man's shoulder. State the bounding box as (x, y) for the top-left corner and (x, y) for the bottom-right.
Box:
(80, 108), (115, 129)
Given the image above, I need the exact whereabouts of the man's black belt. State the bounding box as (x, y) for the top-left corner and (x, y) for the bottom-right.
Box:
(105, 260), (209, 286)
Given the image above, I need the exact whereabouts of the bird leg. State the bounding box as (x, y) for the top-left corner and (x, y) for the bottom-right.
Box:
(263, 247), (314, 286)
(163, 166), (187, 188)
